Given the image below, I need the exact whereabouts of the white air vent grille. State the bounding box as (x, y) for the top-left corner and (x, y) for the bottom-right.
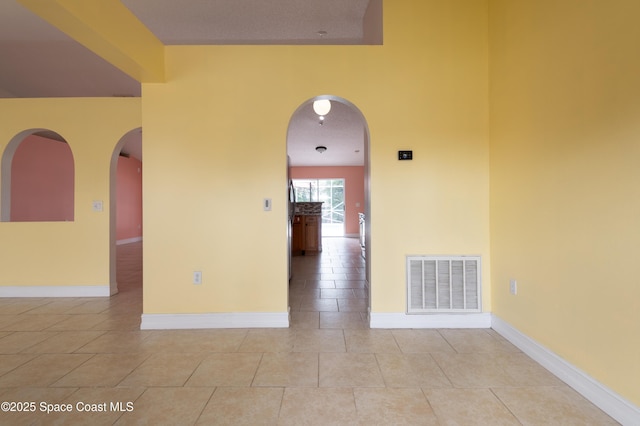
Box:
(407, 256), (481, 313)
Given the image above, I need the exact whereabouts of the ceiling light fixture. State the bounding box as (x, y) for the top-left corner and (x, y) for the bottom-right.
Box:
(316, 146), (327, 153)
(313, 99), (331, 116)
(313, 99), (331, 126)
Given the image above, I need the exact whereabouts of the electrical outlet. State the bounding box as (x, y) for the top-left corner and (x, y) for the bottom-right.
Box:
(193, 271), (202, 285)
(510, 279), (517, 295)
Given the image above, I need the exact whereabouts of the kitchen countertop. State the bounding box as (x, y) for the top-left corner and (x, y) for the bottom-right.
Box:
(295, 202), (323, 215)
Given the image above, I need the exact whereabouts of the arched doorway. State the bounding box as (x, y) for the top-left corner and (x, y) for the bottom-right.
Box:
(109, 128), (142, 296)
(286, 95), (371, 326)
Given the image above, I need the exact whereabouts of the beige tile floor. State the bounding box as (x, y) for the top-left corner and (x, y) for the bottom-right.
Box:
(0, 238), (618, 425)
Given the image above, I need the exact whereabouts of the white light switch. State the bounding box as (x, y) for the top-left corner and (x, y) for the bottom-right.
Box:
(92, 200), (103, 212)
(263, 198), (272, 211)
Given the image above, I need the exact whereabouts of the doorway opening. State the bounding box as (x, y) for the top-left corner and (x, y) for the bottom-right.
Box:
(286, 95), (371, 326)
(109, 128), (143, 297)
(292, 178), (345, 237)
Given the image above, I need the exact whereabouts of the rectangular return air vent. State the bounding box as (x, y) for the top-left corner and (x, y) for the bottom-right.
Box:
(407, 256), (481, 313)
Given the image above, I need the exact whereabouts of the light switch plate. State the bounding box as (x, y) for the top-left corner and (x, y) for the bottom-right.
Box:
(92, 200), (103, 212)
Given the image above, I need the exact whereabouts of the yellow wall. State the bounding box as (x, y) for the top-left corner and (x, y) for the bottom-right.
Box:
(489, 0), (640, 406)
(3, 0), (637, 410)
(0, 98), (141, 287)
(141, 0), (490, 314)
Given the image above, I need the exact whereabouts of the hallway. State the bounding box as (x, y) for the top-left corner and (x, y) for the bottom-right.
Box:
(0, 239), (618, 424)
(289, 237), (369, 329)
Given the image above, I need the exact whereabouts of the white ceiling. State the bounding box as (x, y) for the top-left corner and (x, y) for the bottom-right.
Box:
(0, 0), (379, 166)
(121, 0), (375, 45)
(288, 99), (365, 167)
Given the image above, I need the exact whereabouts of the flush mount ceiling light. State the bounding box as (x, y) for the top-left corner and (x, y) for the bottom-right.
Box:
(316, 145), (327, 153)
(313, 99), (331, 116)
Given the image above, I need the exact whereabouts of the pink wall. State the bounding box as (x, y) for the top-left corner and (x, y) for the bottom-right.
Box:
(11, 134), (74, 221)
(116, 156), (143, 241)
(290, 166), (365, 235)
(9, 134), (142, 242)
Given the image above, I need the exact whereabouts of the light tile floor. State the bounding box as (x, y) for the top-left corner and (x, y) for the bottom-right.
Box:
(0, 238), (619, 425)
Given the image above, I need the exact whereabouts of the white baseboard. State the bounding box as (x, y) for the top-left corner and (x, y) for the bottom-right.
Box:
(369, 312), (492, 328)
(140, 312), (289, 330)
(0, 285), (110, 297)
(492, 315), (640, 425)
(116, 236), (143, 245)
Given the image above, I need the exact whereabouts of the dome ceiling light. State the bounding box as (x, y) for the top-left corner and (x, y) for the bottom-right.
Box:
(313, 99), (331, 126)
(312, 99), (331, 116)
